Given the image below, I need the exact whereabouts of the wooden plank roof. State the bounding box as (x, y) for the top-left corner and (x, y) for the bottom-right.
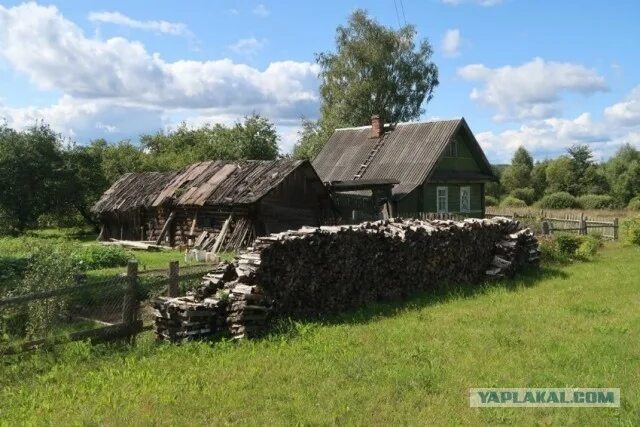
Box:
(92, 159), (308, 214)
(312, 118), (494, 199)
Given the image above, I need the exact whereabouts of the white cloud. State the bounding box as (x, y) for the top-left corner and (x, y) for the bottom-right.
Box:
(476, 87), (640, 163)
(441, 29), (461, 57)
(458, 58), (608, 121)
(442, 0), (503, 6)
(0, 3), (318, 152)
(88, 11), (191, 37)
(0, 4), (319, 115)
(604, 85), (640, 127)
(253, 4), (270, 17)
(229, 37), (267, 55)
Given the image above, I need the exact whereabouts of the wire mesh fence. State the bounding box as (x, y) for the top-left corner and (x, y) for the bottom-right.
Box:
(0, 260), (217, 355)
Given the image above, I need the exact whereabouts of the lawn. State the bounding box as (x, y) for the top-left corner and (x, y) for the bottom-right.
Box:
(1, 244), (639, 425)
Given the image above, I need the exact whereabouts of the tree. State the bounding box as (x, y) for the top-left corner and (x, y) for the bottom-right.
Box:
(545, 156), (574, 194)
(500, 147), (534, 193)
(0, 123), (67, 232)
(292, 119), (333, 160)
(317, 9), (439, 127)
(233, 114), (279, 160)
(530, 160), (549, 198)
(604, 144), (640, 205)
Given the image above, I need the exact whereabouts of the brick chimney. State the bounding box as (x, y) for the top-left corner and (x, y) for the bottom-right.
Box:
(370, 114), (384, 138)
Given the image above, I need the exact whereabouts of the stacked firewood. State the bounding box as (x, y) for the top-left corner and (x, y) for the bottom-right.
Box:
(152, 295), (226, 343)
(154, 217), (538, 341)
(227, 284), (271, 339)
(486, 228), (540, 278)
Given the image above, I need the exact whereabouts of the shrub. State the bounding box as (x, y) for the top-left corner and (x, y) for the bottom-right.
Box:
(621, 217), (640, 246)
(577, 194), (616, 209)
(555, 234), (582, 256)
(627, 197), (640, 211)
(485, 195), (499, 207)
(500, 196), (527, 208)
(509, 188), (536, 205)
(575, 235), (603, 260)
(538, 236), (565, 263)
(71, 245), (132, 270)
(537, 192), (580, 209)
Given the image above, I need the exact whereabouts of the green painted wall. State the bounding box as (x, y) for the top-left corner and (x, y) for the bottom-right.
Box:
(434, 135), (483, 173)
(398, 183), (483, 217)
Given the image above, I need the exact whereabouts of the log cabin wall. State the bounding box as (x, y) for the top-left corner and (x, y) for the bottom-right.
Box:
(257, 163), (334, 234)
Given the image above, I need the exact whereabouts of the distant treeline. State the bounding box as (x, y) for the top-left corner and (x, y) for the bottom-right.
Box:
(486, 144), (640, 211)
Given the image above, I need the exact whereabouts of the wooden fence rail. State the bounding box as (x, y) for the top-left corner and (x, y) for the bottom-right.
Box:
(0, 259), (215, 355)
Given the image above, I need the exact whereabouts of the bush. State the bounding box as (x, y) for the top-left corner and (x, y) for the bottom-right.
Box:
(577, 194), (616, 209)
(509, 188), (536, 205)
(540, 233), (604, 263)
(621, 217), (640, 246)
(575, 235), (603, 260)
(555, 234), (582, 255)
(485, 196), (499, 207)
(71, 245), (132, 270)
(500, 196), (527, 208)
(627, 197), (640, 211)
(537, 192), (580, 209)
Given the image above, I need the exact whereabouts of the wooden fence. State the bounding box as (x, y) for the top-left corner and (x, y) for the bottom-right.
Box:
(0, 260), (214, 355)
(485, 208), (619, 240)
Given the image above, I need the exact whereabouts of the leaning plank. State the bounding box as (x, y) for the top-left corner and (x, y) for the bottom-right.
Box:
(211, 214), (233, 254)
(155, 210), (176, 245)
(0, 321), (143, 355)
(102, 240), (167, 251)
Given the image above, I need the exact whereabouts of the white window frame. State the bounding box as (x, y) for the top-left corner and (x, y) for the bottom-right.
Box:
(460, 186), (471, 213)
(437, 186), (448, 213)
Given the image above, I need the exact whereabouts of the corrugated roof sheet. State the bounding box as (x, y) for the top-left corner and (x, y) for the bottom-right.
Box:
(312, 118), (492, 199)
(92, 159), (308, 213)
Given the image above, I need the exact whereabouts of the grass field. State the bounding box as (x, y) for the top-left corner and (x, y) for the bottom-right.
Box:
(1, 243), (638, 425)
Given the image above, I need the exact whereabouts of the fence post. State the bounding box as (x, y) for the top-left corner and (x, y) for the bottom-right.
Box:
(168, 260), (179, 297)
(542, 221), (550, 236)
(580, 212), (587, 236)
(122, 260), (138, 328)
(613, 218), (619, 240)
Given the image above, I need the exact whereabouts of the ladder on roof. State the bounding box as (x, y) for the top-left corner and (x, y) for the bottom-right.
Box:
(353, 132), (389, 180)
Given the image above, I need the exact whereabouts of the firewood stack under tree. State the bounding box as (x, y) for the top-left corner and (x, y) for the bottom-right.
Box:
(153, 216), (539, 341)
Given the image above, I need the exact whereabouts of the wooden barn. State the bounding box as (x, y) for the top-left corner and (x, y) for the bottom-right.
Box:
(91, 160), (334, 250)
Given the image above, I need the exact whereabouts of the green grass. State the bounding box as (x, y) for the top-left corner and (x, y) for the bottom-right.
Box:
(1, 244), (639, 425)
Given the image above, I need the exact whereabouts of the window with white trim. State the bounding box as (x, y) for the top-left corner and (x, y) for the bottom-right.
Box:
(437, 186), (448, 213)
(460, 186), (471, 213)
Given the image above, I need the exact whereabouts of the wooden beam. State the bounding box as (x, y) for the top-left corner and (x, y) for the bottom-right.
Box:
(211, 214), (233, 254)
(155, 210), (176, 245)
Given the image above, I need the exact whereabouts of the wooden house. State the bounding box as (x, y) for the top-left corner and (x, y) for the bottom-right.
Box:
(312, 116), (497, 219)
(91, 160), (334, 250)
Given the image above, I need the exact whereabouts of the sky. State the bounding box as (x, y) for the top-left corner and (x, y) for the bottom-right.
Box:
(0, 0), (638, 163)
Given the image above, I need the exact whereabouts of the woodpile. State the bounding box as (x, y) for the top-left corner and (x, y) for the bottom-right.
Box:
(486, 228), (540, 278)
(192, 216), (257, 253)
(152, 296), (226, 343)
(154, 216), (538, 341)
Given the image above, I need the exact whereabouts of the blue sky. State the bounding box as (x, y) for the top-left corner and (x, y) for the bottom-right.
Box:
(0, 0), (638, 163)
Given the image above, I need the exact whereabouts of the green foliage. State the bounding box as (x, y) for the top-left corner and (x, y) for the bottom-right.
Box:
(291, 119), (333, 160)
(545, 156), (574, 194)
(499, 196), (527, 208)
(509, 187), (536, 205)
(555, 234), (582, 256)
(621, 217), (640, 246)
(19, 242), (80, 339)
(537, 191), (580, 209)
(604, 144), (640, 205)
(575, 235), (603, 260)
(500, 147), (534, 193)
(316, 9), (438, 126)
(577, 194), (616, 209)
(530, 161), (548, 198)
(627, 196), (640, 211)
(484, 195), (498, 207)
(540, 234), (603, 263)
(71, 245), (132, 270)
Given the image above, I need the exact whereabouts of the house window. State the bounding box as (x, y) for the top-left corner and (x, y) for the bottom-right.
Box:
(437, 186), (448, 213)
(460, 186), (471, 213)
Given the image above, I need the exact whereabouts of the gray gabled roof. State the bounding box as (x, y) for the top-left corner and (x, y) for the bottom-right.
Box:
(312, 118), (494, 199)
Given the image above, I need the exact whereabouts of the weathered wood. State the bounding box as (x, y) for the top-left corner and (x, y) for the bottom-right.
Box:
(211, 214), (232, 254)
(155, 211), (176, 245)
(122, 260), (138, 326)
(0, 321), (143, 355)
(168, 261), (179, 297)
(102, 239), (166, 251)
